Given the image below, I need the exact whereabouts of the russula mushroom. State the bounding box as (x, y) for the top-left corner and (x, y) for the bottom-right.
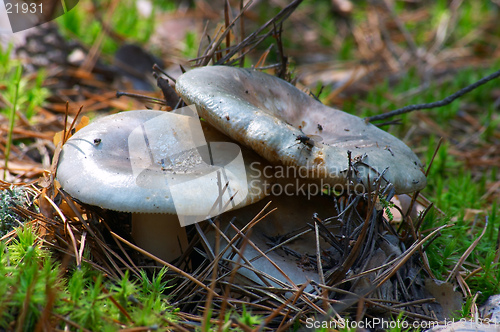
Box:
(56, 108), (270, 262)
(176, 66), (426, 194)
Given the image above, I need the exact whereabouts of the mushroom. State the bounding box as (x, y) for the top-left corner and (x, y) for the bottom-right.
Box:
(210, 193), (335, 290)
(56, 108), (270, 262)
(176, 66), (426, 194)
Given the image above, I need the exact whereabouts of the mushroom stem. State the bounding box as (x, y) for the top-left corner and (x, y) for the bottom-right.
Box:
(131, 213), (188, 262)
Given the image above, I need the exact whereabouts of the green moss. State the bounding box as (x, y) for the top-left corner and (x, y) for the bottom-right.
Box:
(0, 226), (179, 330)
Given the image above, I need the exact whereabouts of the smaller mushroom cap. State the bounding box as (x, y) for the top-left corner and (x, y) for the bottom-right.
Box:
(56, 109), (270, 224)
(176, 66), (426, 194)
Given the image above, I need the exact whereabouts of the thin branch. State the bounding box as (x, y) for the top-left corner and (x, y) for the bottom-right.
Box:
(366, 68), (500, 122)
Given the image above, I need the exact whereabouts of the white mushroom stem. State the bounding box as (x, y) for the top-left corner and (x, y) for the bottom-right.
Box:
(131, 213), (189, 263)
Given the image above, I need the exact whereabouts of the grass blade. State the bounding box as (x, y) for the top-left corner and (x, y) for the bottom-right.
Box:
(4, 65), (22, 180)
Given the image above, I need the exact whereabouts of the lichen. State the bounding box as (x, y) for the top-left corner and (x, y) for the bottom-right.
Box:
(0, 186), (28, 237)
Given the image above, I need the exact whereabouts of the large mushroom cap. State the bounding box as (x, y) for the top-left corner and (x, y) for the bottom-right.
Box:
(56, 110), (270, 219)
(176, 66), (426, 194)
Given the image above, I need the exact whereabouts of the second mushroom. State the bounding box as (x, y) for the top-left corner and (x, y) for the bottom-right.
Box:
(176, 66), (426, 194)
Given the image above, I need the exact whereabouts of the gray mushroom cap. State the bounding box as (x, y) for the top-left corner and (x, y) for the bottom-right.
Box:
(176, 66), (426, 194)
(56, 110), (270, 216)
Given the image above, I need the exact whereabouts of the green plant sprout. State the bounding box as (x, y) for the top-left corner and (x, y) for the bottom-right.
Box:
(0, 44), (49, 180)
(379, 194), (396, 223)
(3, 64), (22, 180)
